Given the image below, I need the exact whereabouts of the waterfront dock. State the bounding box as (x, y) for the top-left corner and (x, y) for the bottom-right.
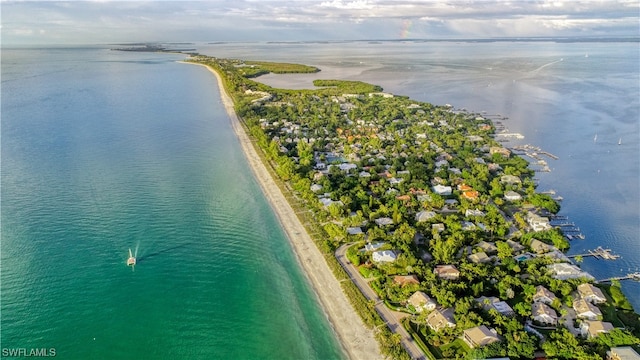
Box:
(568, 247), (620, 261)
(596, 272), (640, 284)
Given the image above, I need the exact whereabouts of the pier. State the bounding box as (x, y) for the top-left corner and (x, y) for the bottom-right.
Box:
(568, 247), (620, 261)
(596, 272), (640, 284)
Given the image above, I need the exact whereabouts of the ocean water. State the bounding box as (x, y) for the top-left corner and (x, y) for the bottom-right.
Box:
(198, 40), (640, 311)
(1, 47), (344, 359)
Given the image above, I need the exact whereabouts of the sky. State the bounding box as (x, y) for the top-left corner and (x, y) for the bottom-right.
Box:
(2, 0), (639, 45)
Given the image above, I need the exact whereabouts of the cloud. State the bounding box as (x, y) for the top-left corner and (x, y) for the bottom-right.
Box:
(1, 0), (638, 45)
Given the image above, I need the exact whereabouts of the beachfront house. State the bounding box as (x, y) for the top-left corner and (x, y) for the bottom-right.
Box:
(530, 239), (554, 254)
(462, 325), (500, 349)
(577, 283), (607, 304)
(408, 291), (437, 313)
(548, 263), (595, 281)
(526, 211), (552, 232)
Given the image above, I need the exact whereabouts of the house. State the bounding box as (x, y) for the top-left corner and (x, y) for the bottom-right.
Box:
(310, 184), (323, 192)
(504, 191), (522, 201)
(462, 325), (500, 348)
(415, 210), (437, 222)
(526, 211), (551, 232)
(346, 227), (363, 235)
(548, 263), (595, 281)
(489, 146), (511, 157)
(432, 184), (452, 196)
(532, 302), (558, 325)
(492, 301), (515, 317)
(475, 297), (514, 316)
(533, 285), (557, 305)
(607, 346), (640, 360)
(500, 174), (522, 184)
(577, 283), (607, 304)
(393, 275), (420, 286)
(476, 241), (498, 254)
(530, 239), (553, 254)
(468, 251), (491, 264)
(462, 190), (480, 201)
(432, 223), (445, 233)
(364, 242), (385, 252)
(506, 239), (526, 252)
(466, 209), (486, 218)
(408, 291), (437, 313)
(573, 298), (602, 320)
(581, 320), (614, 339)
(374, 217), (394, 226)
(434, 265), (460, 280)
(426, 308), (456, 331)
(372, 250), (398, 263)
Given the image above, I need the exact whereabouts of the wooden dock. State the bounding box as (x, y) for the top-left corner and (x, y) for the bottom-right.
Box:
(568, 247), (620, 260)
(596, 272), (640, 284)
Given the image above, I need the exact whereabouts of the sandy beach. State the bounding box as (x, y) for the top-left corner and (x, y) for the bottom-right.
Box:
(184, 62), (382, 360)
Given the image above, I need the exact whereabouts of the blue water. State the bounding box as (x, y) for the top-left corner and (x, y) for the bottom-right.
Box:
(1, 46), (344, 359)
(198, 40), (640, 311)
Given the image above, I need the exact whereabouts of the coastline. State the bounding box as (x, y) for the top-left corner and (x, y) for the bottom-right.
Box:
(182, 61), (382, 360)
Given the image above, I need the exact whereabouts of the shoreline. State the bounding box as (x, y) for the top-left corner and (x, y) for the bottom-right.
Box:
(182, 61), (382, 360)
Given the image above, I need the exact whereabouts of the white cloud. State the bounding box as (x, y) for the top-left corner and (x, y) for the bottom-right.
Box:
(1, 0), (638, 44)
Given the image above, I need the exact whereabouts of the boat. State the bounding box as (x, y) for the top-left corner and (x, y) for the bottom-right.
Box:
(618, 138), (622, 145)
(594, 133), (598, 142)
(127, 248), (136, 266)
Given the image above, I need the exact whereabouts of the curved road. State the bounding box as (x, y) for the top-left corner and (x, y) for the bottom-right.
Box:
(336, 243), (427, 360)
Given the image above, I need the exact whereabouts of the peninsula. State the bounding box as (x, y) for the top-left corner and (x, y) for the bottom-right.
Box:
(185, 55), (640, 359)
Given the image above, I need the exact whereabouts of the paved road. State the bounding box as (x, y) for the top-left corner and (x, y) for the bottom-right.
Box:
(336, 243), (427, 360)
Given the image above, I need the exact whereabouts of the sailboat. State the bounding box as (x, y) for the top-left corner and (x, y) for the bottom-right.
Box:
(127, 248), (136, 266)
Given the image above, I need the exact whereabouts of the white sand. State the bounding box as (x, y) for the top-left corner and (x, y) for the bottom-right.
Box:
(184, 61), (382, 360)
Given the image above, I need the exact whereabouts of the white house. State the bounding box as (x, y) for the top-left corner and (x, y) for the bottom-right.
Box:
(504, 191), (522, 201)
(548, 263), (595, 281)
(408, 291), (437, 313)
(415, 210), (437, 222)
(577, 283), (607, 304)
(462, 325), (500, 349)
(532, 302), (558, 325)
(346, 227), (363, 235)
(364, 242), (385, 252)
(432, 185), (452, 196)
(372, 250), (398, 263)
(374, 217), (394, 226)
(581, 320), (614, 339)
(533, 285), (557, 305)
(573, 298), (602, 320)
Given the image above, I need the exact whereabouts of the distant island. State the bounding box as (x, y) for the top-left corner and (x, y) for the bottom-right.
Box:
(185, 54), (640, 359)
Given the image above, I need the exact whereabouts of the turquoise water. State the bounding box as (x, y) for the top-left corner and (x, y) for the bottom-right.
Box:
(1, 47), (344, 359)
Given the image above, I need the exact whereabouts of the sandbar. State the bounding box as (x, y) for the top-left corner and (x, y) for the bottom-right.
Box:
(183, 61), (382, 360)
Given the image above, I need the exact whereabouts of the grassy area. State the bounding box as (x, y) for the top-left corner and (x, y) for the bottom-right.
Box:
(244, 61), (320, 74)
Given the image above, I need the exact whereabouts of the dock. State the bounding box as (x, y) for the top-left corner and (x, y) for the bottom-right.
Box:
(596, 272), (640, 284)
(568, 247), (620, 260)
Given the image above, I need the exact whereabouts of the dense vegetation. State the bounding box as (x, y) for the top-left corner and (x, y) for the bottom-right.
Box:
(187, 55), (640, 359)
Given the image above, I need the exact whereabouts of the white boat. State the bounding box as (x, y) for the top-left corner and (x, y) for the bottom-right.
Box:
(594, 133), (598, 142)
(127, 248), (136, 266)
(618, 138), (622, 145)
